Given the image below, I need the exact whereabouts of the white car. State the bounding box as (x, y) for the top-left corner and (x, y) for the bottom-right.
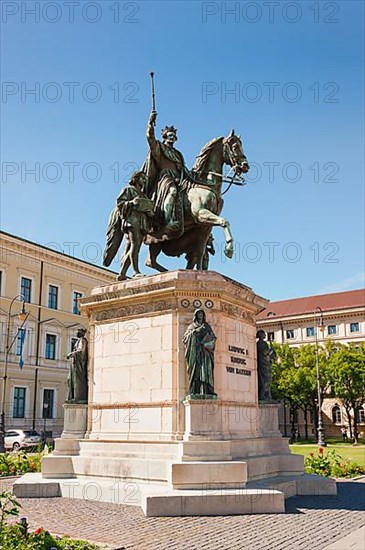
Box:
(4, 429), (42, 451)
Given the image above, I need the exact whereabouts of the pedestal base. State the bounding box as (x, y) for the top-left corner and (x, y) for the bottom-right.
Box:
(61, 404), (87, 439)
(14, 472), (336, 516)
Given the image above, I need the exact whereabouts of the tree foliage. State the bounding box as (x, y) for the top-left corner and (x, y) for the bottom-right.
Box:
(327, 343), (365, 442)
(271, 341), (365, 440)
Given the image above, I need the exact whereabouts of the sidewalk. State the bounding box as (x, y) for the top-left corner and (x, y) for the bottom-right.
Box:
(323, 526), (365, 550)
(1, 478), (364, 550)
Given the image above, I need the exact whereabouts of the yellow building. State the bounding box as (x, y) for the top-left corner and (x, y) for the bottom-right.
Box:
(0, 231), (116, 438)
(257, 289), (365, 439)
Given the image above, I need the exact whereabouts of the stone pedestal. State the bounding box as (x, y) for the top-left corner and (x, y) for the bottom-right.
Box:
(81, 270), (265, 443)
(61, 404), (87, 439)
(183, 398), (262, 440)
(13, 270), (336, 515)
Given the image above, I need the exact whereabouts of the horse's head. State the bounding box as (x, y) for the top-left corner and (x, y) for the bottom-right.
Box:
(223, 129), (250, 175)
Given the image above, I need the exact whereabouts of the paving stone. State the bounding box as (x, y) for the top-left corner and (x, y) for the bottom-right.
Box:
(1, 479), (364, 550)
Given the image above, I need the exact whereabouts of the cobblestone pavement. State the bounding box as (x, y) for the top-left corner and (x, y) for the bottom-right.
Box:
(1, 478), (364, 550)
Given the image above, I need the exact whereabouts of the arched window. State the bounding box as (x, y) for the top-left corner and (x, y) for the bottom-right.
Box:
(356, 407), (365, 424)
(332, 406), (342, 424)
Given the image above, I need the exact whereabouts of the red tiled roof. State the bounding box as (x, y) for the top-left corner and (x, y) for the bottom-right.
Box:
(257, 289), (365, 319)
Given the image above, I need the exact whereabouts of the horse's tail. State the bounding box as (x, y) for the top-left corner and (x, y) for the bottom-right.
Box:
(103, 206), (123, 267)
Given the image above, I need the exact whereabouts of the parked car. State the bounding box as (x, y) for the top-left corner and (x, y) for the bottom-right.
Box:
(4, 429), (42, 451)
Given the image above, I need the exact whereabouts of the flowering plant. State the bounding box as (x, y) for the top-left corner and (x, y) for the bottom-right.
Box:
(0, 493), (106, 548)
(0, 450), (43, 477)
(305, 448), (365, 478)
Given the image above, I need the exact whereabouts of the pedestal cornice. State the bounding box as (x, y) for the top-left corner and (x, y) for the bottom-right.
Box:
(80, 270), (268, 325)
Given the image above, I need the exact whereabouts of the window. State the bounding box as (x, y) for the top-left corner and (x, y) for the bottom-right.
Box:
(306, 327), (315, 337)
(16, 328), (26, 355)
(356, 407), (365, 424)
(45, 334), (56, 360)
(42, 389), (54, 419)
(13, 387), (26, 418)
(331, 406), (342, 424)
(48, 285), (58, 309)
(286, 329), (295, 340)
(21, 277), (32, 303)
(350, 323), (360, 333)
(73, 292), (82, 315)
(328, 325), (337, 335)
(5, 431), (19, 437)
(267, 332), (275, 342)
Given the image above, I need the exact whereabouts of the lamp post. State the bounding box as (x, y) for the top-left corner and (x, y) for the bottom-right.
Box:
(43, 402), (49, 441)
(0, 295), (29, 453)
(314, 306), (326, 447)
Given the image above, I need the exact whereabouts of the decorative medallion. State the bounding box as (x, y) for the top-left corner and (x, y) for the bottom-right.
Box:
(193, 299), (202, 308)
(205, 300), (214, 309)
(181, 299), (190, 308)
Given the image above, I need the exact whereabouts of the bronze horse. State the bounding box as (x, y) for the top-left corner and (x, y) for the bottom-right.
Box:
(145, 130), (249, 272)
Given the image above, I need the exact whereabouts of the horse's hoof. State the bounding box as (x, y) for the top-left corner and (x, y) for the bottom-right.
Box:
(117, 274), (128, 281)
(224, 243), (234, 259)
(132, 273), (145, 279)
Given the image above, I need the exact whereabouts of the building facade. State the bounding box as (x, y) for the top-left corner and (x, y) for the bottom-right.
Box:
(257, 289), (365, 439)
(0, 231), (115, 439)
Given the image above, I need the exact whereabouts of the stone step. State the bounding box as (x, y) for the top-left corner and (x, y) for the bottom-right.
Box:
(247, 474), (337, 498)
(41, 455), (170, 483)
(41, 452), (304, 486)
(245, 453), (304, 480)
(169, 461), (247, 489)
(247, 476), (299, 499)
(14, 474), (284, 516)
(13, 473), (146, 505)
(14, 472), (336, 516)
(141, 486), (285, 516)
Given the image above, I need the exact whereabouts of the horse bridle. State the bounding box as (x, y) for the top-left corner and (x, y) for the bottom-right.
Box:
(223, 136), (246, 168)
(220, 138), (247, 191)
(183, 137), (247, 195)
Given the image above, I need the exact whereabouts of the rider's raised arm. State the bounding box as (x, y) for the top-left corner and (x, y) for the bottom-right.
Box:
(146, 111), (160, 158)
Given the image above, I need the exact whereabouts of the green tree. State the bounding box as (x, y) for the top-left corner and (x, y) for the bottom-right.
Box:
(272, 344), (304, 438)
(328, 344), (365, 443)
(294, 344), (333, 437)
(271, 343), (295, 400)
(272, 341), (336, 440)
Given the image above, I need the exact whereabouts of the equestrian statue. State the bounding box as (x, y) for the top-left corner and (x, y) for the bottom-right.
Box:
(103, 73), (250, 279)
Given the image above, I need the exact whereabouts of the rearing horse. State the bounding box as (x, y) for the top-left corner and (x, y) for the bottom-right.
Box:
(146, 130), (249, 272)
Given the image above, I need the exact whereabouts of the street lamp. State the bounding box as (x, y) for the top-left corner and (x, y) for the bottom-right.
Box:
(43, 402), (49, 440)
(314, 306), (326, 447)
(0, 295), (29, 453)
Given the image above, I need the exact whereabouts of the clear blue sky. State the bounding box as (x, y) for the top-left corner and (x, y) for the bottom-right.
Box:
(1, 0), (364, 300)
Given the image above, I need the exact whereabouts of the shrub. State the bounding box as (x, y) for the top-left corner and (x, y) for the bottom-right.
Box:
(305, 448), (365, 478)
(0, 491), (20, 532)
(0, 451), (43, 477)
